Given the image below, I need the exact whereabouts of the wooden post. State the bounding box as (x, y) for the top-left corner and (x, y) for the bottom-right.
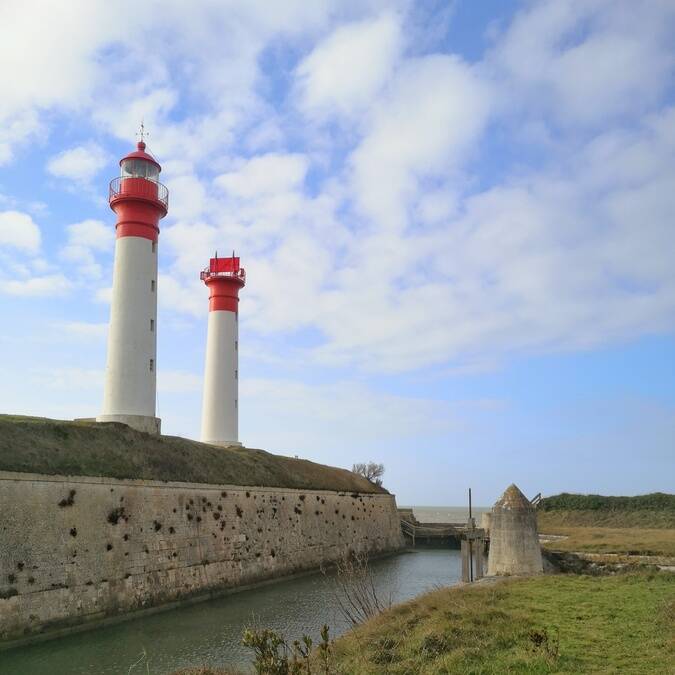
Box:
(468, 488), (474, 582)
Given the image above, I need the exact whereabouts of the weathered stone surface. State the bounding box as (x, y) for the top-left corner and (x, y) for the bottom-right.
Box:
(487, 483), (543, 576)
(0, 471), (403, 644)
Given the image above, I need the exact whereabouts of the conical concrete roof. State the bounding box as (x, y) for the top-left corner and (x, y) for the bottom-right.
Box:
(493, 483), (533, 511)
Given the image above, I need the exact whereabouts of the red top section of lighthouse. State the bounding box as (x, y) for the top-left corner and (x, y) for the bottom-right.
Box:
(109, 141), (169, 242)
(201, 254), (246, 312)
(119, 140), (162, 170)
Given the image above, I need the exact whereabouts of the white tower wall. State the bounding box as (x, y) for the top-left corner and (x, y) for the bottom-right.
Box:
(200, 310), (239, 446)
(98, 236), (160, 434)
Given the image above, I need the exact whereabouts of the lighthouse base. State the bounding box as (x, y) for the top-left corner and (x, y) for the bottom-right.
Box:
(201, 439), (242, 448)
(96, 414), (162, 435)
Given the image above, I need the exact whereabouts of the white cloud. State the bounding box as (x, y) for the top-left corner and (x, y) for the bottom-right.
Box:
(54, 321), (108, 339)
(165, 174), (208, 222)
(0, 111), (41, 166)
(47, 143), (108, 184)
(296, 12), (402, 116)
(350, 54), (491, 230)
(0, 274), (72, 297)
(490, 0), (675, 126)
(95, 286), (113, 304)
(158, 274), (203, 317)
(0, 210), (41, 253)
(66, 219), (112, 251)
(241, 377), (458, 457)
(33, 366), (104, 391)
(215, 153), (309, 198)
(59, 219), (112, 280)
(0, 0), (138, 160)
(1, 0), (674, 384)
(158, 370), (202, 393)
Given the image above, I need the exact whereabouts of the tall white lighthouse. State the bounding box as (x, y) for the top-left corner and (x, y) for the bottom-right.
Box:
(97, 140), (168, 434)
(200, 254), (246, 446)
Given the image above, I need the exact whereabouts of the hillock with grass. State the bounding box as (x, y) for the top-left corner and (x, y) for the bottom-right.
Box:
(326, 572), (674, 674)
(174, 572), (675, 674)
(537, 492), (675, 558)
(0, 414), (386, 494)
(538, 492), (675, 529)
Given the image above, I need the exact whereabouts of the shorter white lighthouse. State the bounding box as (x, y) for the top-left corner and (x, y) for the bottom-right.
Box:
(200, 253), (246, 447)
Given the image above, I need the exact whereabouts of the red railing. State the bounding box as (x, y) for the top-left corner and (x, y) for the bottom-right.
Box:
(109, 176), (169, 210)
(200, 267), (246, 284)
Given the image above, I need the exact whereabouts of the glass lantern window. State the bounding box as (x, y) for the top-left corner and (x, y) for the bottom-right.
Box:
(121, 159), (159, 181)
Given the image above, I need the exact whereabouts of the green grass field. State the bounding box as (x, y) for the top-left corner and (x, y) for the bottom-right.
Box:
(538, 493), (675, 514)
(537, 508), (675, 530)
(174, 573), (674, 674)
(540, 524), (675, 558)
(328, 572), (675, 674)
(0, 414), (384, 493)
(537, 503), (675, 558)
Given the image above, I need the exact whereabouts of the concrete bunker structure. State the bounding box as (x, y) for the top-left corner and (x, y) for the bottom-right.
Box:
(487, 483), (543, 576)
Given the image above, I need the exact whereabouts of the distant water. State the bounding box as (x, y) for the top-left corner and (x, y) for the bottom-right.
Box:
(403, 505), (490, 523)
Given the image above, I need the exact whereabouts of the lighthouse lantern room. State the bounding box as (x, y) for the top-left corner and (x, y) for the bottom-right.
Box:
(97, 138), (168, 434)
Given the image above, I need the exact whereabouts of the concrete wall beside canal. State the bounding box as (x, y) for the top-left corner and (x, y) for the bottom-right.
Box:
(0, 471), (404, 645)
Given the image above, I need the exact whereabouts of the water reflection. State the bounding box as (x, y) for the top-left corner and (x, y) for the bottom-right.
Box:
(1, 549), (461, 675)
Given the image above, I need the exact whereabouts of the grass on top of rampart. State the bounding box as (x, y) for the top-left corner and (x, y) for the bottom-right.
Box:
(0, 414), (387, 494)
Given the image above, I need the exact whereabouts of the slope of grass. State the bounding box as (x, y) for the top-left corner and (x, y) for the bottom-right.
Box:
(539, 524), (675, 558)
(538, 509), (675, 529)
(0, 414), (386, 493)
(539, 492), (675, 513)
(329, 572), (675, 674)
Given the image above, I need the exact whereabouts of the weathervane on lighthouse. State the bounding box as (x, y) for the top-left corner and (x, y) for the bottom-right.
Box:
(137, 120), (148, 143)
(97, 132), (169, 434)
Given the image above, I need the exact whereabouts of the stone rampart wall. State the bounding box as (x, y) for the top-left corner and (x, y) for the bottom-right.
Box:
(0, 471), (403, 644)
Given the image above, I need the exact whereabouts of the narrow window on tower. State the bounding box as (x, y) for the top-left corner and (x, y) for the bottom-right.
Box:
(235, 399), (238, 409)
(152, 241), (156, 253)
(235, 369), (238, 379)
(149, 358), (154, 372)
(235, 340), (238, 351)
(150, 319), (154, 332)
(151, 280), (155, 292)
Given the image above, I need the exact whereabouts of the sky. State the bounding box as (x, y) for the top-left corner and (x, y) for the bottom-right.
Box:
(0, 0), (673, 506)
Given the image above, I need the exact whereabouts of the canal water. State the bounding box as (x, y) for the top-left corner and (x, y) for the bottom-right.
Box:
(0, 548), (462, 675)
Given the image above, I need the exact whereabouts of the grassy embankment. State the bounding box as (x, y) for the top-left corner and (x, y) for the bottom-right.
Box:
(176, 572), (674, 674)
(328, 572), (674, 674)
(537, 492), (675, 558)
(0, 414), (385, 493)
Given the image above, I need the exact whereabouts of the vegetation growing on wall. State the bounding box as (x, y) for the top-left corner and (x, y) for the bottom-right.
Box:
(0, 415), (387, 493)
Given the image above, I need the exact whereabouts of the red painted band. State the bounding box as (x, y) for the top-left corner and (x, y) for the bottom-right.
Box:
(210, 296), (239, 312)
(205, 276), (242, 313)
(111, 194), (164, 242)
(116, 222), (159, 241)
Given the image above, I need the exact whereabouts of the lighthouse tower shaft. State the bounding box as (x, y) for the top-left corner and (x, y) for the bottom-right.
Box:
(200, 256), (245, 447)
(97, 142), (168, 434)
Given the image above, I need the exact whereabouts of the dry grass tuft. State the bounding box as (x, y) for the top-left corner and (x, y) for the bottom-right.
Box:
(538, 513), (675, 558)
